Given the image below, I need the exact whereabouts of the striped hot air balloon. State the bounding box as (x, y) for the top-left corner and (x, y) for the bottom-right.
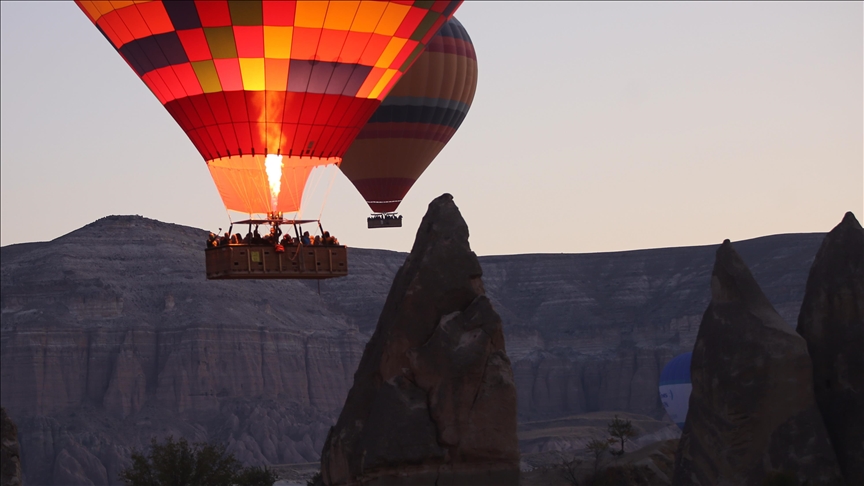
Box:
(75, 0), (462, 216)
(340, 16), (477, 215)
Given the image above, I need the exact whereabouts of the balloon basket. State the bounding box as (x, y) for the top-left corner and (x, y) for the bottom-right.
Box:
(367, 214), (403, 229)
(205, 244), (347, 280)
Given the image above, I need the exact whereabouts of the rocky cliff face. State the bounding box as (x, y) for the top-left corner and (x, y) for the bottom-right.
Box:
(797, 212), (864, 485)
(321, 195), (519, 485)
(672, 241), (841, 485)
(481, 234), (822, 421)
(1, 215), (824, 485)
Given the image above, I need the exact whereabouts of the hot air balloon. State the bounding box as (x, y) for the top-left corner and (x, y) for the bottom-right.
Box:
(75, 0), (462, 278)
(659, 352), (692, 430)
(339, 16), (477, 228)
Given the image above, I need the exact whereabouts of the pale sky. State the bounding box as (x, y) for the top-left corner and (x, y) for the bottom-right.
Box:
(1, 1), (861, 256)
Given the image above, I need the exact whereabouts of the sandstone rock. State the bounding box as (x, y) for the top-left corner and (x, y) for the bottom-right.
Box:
(52, 441), (108, 486)
(672, 240), (842, 485)
(0, 214), (825, 485)
(320, 194), (520, 485)
(102, 332), (147, 419)
(1, 408), (23, 486)
(797, 211), (864, 485)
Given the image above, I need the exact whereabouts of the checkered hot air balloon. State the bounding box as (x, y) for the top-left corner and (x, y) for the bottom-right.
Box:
(340, 17), (477, 214)
(75, 0), (462, 215)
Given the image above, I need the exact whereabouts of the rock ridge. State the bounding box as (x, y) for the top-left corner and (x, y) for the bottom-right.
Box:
(672, 240), (842, 485)
(0, 213), (827, 485)
(797, 211), (864, 485)
(320, 194), (519, 485)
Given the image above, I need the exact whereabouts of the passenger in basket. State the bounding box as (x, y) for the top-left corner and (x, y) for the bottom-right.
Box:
(219, 232), (230, 246)
(280, 234), (294, 246)
(252, 227), (263, 244)
(231, 233), (243, 245)
(243, 231), (253, 244)
(207, 232), (218, 248)
(268, 226), (281, 245)
(313, 235), (321, 246)
(301, 231), (311, 245)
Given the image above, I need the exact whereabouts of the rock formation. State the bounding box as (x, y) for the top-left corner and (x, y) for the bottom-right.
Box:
(1, 214), (824, 485)
(1, 407), (23, 486)
(320, 194), (520, 485)
(672, 240), (842, 485)
(797, 211), (864, 485)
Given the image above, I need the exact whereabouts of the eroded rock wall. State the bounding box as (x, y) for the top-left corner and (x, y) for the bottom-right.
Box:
(672, 241), (842, 485)
(1, 215), (824, 485)
(321, 194), (519, 485)
(797, 212), (864, 485)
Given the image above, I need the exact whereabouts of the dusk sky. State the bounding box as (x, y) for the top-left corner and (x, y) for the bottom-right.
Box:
(2, 1), (861, 256)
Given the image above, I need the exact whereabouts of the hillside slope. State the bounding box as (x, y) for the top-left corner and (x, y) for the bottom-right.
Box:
(0, 216), (823, 485)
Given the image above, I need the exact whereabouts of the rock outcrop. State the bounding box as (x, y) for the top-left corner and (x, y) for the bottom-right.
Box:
(320, 194), (520, 485)
(1, 407), (23, 486)
(672, 241), (842, 485)
(797, 211), (864, 485)
(1, 214), (825, 485)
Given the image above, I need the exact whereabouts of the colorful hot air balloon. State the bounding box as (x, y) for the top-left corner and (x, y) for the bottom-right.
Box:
(75, 0), (463, 216)
(659, 352), (692, 429)
(340, 16), (477, 216)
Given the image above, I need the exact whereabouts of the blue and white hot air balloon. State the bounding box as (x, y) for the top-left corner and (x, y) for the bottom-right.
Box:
(659, 352), (692, 429)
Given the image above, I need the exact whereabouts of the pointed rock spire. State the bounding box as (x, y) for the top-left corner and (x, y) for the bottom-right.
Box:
(320, 194), (519, 485)
(797, 211), (864, 485)
(673, 240), (842, 485)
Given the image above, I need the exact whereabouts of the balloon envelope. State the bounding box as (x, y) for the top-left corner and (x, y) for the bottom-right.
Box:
(75, 0), (462, 214)
(340, 16), (477, 213)
(659, 352), (692, 429)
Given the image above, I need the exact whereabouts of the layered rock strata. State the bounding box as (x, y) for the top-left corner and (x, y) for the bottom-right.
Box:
(672, 241), (842, 485)
(1, 214), (825, 485)
(320, 194), (520, 485)
(797, 211), (864, 485)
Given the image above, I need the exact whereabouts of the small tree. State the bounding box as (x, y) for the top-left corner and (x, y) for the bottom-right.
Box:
(120, 436), (240, 486)
(607, 415), (638, 456)
(306, 472), (323, 486)
(119, 436), (278, 486)
(586, 438), (612, 474)
(235, 466), (280, 486)
(560, 457), (583, 486)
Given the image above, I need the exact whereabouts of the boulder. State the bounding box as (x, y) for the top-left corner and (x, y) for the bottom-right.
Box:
(320, 194), (520, 485)
(1, 407), (23, 486)
(672, 240), (842, 485)
(797, 211), (864, 485)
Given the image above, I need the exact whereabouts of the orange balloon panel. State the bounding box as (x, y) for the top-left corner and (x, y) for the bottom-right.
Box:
(340, 17), (476, 213)
(207, 154), (336, 213)
(75, 0), (463, 214)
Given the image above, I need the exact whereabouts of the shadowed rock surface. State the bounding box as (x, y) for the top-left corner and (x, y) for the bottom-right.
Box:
(672, 241), (842, 486)
(1, 408), (23, 486)
(320, 194), (519, 485)
(797, 211), (864, 485)
(1, 215), (825, 485)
